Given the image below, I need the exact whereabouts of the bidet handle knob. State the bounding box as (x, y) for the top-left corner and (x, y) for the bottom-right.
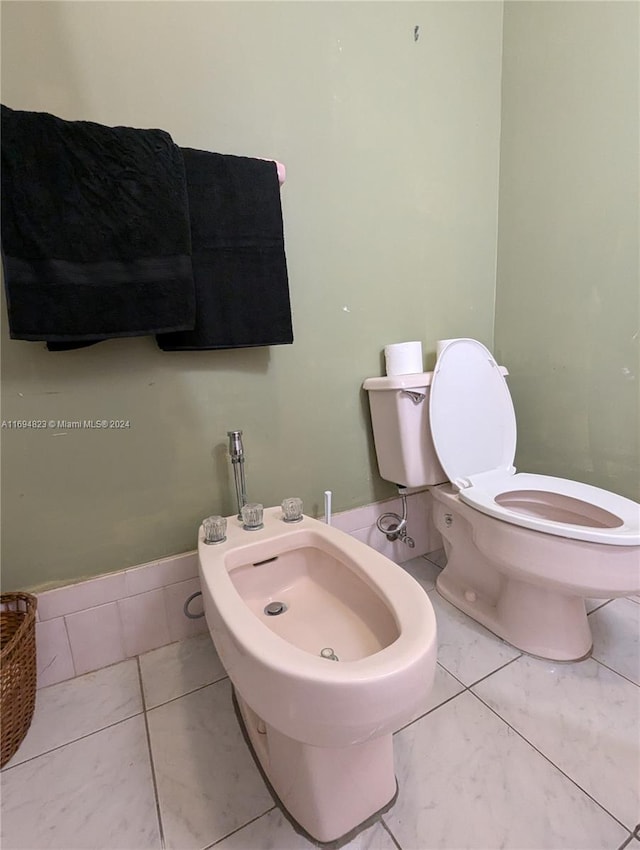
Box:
(203, 515), (227, 544)
(282, 497), (303, 523)
(242, 503), (264, 531)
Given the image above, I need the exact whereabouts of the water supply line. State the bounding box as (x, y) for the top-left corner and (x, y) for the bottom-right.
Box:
(227, 430), (248, 519)
(376, 487), (415, 548)
(183, 591), (204, 619)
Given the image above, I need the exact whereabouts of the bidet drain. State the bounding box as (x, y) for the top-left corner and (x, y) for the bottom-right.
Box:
(264, 601), (287, 616)
(320, 647), (339, 661)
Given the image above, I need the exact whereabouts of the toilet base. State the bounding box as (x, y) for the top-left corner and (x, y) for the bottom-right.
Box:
(436, 570), (593, 662)
(430, 485), (608, 662)
(233, 689), (398, 845)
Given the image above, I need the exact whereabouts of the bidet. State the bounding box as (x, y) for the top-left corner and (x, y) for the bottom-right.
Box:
(198, 506), (437, 843)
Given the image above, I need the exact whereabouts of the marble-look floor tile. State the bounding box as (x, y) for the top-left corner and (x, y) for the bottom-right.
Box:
(148, 678), (273, 849)
(424, 547), (447, 569)
(615, 826), (640, 850)
(402, 663), (465, 728)
(215, 808), (398, 850)
(473, 653), (640, 829)
(0, 715), (160, 850)
(4, 659), (142, 768)
(427, 589), (521, 685)
(385, 691), (627, 850)
(399, 556), (442, 592)
(589, 597), (640, 684)
(139, 632), (226, 709)
(586, 598), (611, 614)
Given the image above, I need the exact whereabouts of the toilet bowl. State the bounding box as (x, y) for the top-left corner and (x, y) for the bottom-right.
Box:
(198, 507), (437, 844)
(364, 338), (640, 662)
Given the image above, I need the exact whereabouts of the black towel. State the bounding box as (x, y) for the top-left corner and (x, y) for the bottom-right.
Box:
(156, 148), (293, 351)
(1, 104), (195, 342)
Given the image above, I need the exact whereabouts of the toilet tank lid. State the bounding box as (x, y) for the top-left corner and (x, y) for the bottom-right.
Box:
(363, 372), (434, 391)
(363, 366), (508, 393)
(429, 339), (517, 487)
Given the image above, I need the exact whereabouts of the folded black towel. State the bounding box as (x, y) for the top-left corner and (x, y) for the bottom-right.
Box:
(1, 104), (195, 342)
(156, 148), (293, 351)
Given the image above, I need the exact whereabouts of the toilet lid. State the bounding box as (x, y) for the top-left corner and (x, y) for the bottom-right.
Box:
(429, 339), (517, 487)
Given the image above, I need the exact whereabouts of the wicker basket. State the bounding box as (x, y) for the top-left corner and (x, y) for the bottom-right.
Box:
(1, 592), (37, 767)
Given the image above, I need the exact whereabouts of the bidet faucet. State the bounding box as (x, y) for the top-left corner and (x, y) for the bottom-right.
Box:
(227, 430), (248, 519)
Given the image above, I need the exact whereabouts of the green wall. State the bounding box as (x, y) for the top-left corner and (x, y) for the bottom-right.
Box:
(495, 1), (640, 501)
(4, 1), (637, 593)
(0, 2), (503, 590)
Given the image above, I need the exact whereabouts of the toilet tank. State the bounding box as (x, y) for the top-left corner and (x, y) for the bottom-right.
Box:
(363, 373), (447, 488)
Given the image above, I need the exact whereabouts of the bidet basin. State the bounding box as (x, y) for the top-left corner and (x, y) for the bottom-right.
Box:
(199, 507), (436, 748)
(229, 544), (400, 661)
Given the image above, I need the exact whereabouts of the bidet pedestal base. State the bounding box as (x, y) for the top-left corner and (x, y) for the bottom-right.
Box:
(235, 692), (397, 845)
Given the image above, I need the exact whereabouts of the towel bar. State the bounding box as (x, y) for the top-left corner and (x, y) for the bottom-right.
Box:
(274, 160), (286, 185)
(260, 158), (285, 186)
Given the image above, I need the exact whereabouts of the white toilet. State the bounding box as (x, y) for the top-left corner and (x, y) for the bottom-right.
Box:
(198, 507), (437, 844)
(364, 338), (640, 661)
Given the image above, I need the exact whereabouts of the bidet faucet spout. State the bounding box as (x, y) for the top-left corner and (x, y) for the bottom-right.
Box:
(228, 430), (244, 460)
(227, 430), (248, 519)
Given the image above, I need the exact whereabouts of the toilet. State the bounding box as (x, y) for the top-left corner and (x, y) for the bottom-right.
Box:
(364, 338), (640, 662)
(198, 506), (437, 844)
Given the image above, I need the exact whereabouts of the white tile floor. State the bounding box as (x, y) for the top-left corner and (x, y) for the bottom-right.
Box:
(2, 552), (639, 850)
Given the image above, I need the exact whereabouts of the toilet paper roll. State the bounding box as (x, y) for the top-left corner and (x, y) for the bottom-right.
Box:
(384, 341), (424, 376)
(436, 338), (460, 358)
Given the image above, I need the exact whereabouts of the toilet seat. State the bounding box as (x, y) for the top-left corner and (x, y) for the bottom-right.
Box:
(430, 339), (640, 546)
(458, 471), (640, 545)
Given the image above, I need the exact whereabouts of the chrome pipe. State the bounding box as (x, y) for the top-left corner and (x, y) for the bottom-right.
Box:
(376, 488), (415, 548)
(227, 430), (248, 519)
